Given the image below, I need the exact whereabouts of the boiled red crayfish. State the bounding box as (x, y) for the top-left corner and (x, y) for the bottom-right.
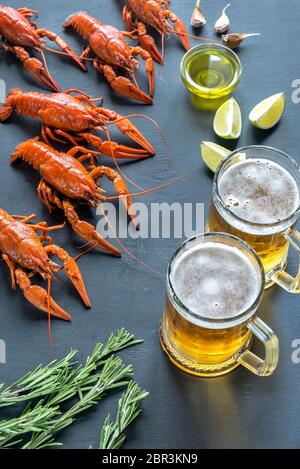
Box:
(0, 208), (90, 321)
(0, 88), (155, 157)
(64, 12), (154, 104)
(12, 138), (140, 257)
(0, 5), (86, 92)
(122, 0), (190, 64)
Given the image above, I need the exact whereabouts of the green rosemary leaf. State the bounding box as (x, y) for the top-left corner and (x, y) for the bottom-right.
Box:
(98, 381), (148, 450)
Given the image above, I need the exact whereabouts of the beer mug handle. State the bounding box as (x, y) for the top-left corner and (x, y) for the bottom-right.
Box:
(237, 317), (279, 376)
(270, 229), (300, 293)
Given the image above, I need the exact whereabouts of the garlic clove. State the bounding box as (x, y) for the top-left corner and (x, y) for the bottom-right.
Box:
(222, 33), (260, 48)
(190, 0), (207, 28)
(214, 3), (231, 34)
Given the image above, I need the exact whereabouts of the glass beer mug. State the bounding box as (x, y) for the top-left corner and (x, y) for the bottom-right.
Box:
(207, 146), (300, 291)
(160, 233), (279, 377)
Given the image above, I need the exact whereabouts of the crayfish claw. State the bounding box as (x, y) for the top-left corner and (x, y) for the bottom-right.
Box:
(5, 45), (62, 92)
(136, 21), (163, 64)
(96, 107), (155, 155)
(139, 34), (163, 64)
(44, 245), (91, 308)
(62, 200), (121, 257)
(165, 10), (190, 51)
(64, 257), (91, 308)
(77, 133), (151, 159)
(23, 57), (62, 92)
(111, 113), (155, 156)
(15, 268), (72, 321)
(99, 141), (151, 159)
(109, 75), (153, 105)
(103, 69), (153, 104)
(74, 220), (121, 257)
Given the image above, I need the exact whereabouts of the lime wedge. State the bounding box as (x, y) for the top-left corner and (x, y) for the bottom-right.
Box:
(249, 93), (285, 129)
(201, 141), (231, 172)
(213, 97), (242, 139)
(231, 152), (247, 164)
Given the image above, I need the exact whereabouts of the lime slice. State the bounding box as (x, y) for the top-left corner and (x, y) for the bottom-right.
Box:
(249, 92), (285, 129)
(213, 97), (242, 139)
(231, 152), (247, 164)
(201, 141), (231, 172)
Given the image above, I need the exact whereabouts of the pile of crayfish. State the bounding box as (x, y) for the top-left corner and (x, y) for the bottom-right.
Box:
(0, 1), (194, 326)
(0, 208), (90, 320)
(0, 2), (192, 102)
(0, 5), (86, 92)
(122, 0), (191, 65)
(0, 87), (154, 318)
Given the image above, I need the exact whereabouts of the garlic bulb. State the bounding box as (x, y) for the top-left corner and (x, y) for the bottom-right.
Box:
(222, 33), (260, 48)
(190, 0), (206, 28)
(214, 4), (231, 34)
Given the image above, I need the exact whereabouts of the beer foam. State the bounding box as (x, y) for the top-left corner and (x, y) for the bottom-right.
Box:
(219, 159), (299, 224)
(171, 242), (260, 320)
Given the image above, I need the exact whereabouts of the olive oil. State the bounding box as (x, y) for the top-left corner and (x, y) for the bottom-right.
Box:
(181, 44), (242, 99)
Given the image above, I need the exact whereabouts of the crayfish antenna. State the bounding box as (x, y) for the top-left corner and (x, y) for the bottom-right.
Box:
(38, 48), (62, 91)
(97, 204), (162, 278)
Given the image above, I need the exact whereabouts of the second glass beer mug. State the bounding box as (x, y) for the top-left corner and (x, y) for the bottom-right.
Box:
(160, 233), (279, 377)
(207, 146), (300, 292)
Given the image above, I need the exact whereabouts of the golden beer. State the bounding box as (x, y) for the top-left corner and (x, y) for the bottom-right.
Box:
(207, 147), (300, 290)
(208, 202), (293, 276)
(163, 295), (251, 371)
(160, 233), (279, 377)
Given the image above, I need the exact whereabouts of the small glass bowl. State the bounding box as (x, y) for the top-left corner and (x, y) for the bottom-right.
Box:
(180, 43), (242, 100)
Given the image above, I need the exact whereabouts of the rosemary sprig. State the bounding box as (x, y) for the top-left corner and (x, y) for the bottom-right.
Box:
(0, 329), (143, 449)
(23, 355), (134, 449)
(0, 328), (141, 409)
(0, 351), (77, 408)
(42, 328), (143, 408)
(0, 402), (61, 442)
(98, 381), (148, 449)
